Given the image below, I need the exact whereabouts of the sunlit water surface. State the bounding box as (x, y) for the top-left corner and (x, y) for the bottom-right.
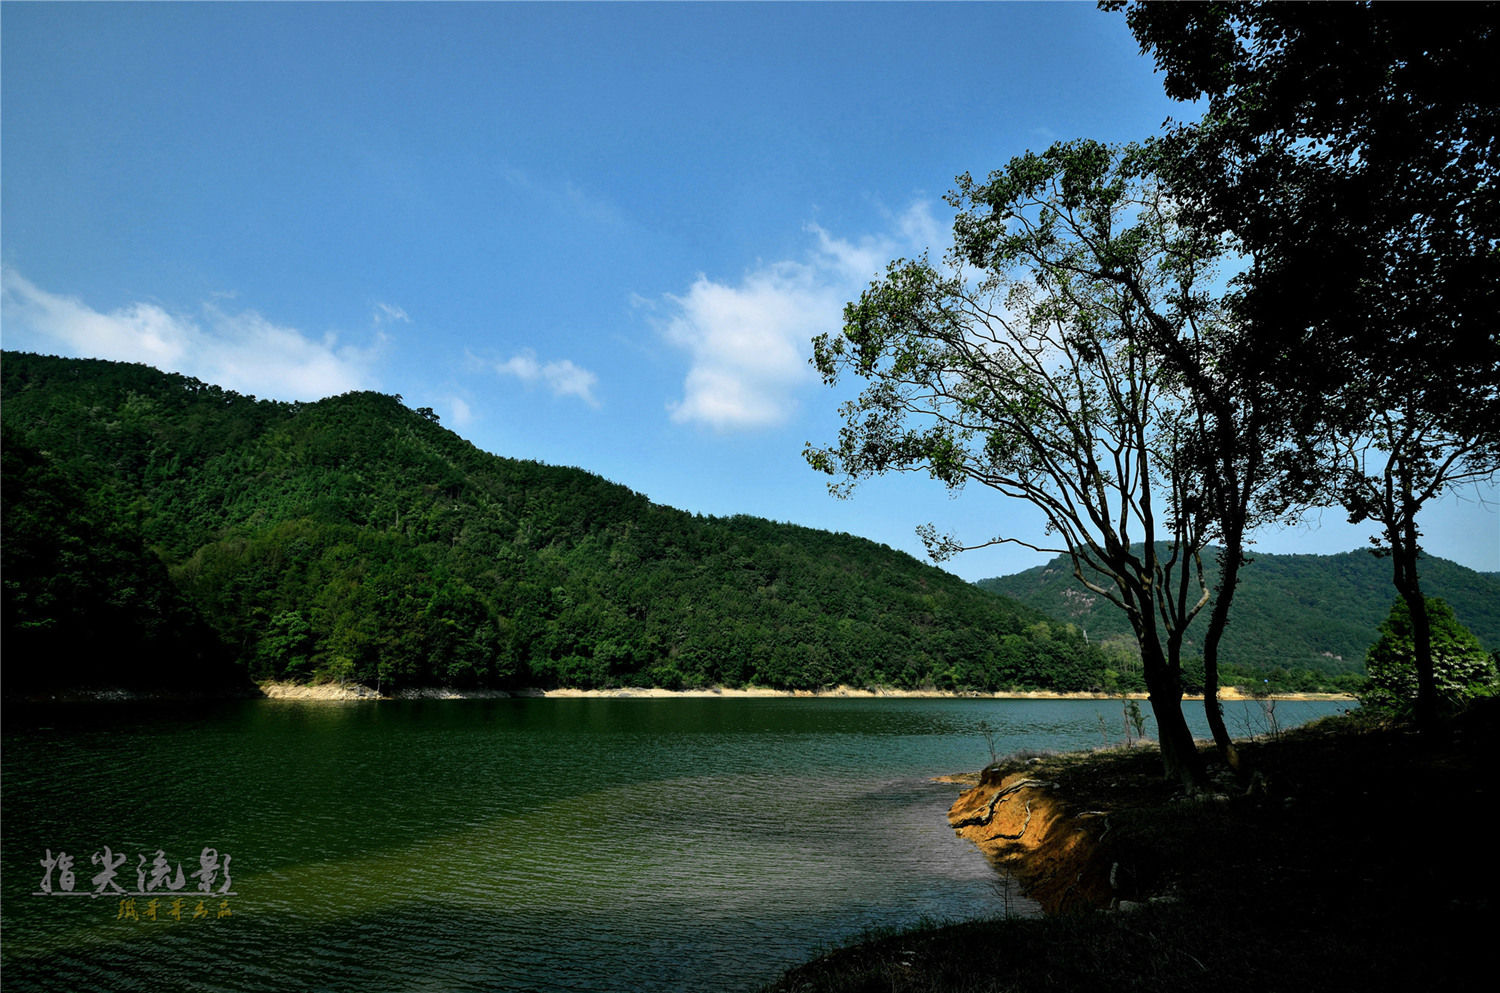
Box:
(1, 696), (1347, 991)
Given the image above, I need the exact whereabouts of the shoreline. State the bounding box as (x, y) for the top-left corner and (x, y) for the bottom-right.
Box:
(261, 682), (1353, 702)
(768, 703), (1500, 991)
(17, 682), (1352, 703)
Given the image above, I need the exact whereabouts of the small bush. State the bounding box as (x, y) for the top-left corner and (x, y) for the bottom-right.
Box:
(1359, 596), (1497, 715)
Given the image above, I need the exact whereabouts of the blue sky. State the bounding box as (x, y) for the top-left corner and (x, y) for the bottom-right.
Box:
(4, 1), (1496, 580)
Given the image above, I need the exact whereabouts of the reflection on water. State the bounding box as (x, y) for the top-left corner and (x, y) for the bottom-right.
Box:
(1, 696), (1348, 992)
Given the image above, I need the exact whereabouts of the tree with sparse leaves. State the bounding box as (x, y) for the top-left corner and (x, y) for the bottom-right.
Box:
(807, 140), (1252, 790)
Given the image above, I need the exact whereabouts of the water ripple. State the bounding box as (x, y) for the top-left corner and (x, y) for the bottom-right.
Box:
(3, 697), (1346, 992)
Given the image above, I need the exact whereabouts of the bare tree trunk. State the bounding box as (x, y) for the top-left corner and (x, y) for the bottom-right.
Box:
(1144, 655), (1205, 792)
(1136, 625), (1206, 792)
(1382, 454), (1440, 737)
(1391, 515), (1440, 736)
(1201, 543), (1242, 768)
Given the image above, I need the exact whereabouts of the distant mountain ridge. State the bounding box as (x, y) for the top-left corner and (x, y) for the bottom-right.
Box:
(2, 351), (1110, 695)
(977, 548), (1500, 675)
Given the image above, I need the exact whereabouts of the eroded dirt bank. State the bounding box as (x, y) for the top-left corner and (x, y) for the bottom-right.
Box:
(948, 767), (1116, 914)
(772, 706), (1500, 992)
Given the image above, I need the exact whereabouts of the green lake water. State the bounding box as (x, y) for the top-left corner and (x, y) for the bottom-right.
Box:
(1, 696), (1348, 992)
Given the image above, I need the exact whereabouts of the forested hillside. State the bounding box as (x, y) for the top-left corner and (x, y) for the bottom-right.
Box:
(2, 352), (1108, 695)
(979, 549), (1500, 687)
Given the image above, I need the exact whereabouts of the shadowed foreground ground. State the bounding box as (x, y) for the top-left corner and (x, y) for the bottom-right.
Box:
(763, 701), (1500, 993)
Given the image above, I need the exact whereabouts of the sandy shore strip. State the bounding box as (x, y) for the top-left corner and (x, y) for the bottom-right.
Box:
(255, 682), (1352, 702)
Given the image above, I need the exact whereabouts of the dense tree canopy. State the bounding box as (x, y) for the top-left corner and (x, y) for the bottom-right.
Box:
(980, 548), (1499, 694)
(1, 426), (235, 692)
(2, 351), (1110, 696)
(1110, 1), (1500, 733)
(1113, 1), (1497, 395)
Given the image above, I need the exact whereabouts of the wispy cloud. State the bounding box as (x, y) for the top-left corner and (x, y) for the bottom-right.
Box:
(501, 165), (626, 228)
(494, 349), (601, 408)
(653, 201), (942, 431)
(374, 301), (410, 326)
(446, 396), (474, 427)
(1, 268), (383, 401)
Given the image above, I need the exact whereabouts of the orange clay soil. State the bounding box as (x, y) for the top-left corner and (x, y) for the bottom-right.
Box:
(948, 769), (1116, 914)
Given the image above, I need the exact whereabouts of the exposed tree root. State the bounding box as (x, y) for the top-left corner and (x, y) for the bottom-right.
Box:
(949, 778), (1055, 833)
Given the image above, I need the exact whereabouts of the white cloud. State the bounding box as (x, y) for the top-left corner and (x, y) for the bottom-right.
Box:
(0, 268), (382, 401)
(661, 263), (838, 430)
(495, 349), (600, 408)
(447, 396), (474, 427)
(655, 201), (942, 431)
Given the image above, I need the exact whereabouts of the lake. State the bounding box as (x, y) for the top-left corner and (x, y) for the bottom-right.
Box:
(1, 695), (1348, 992)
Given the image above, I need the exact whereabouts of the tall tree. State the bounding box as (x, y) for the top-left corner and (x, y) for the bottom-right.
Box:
(808, 141), (1236, 790)
(1110, 1), (1500, 734)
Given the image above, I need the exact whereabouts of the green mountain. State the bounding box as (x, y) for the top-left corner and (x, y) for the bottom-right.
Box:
(977, 548), (1500, 681)
(2, 351), (1109, 696)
